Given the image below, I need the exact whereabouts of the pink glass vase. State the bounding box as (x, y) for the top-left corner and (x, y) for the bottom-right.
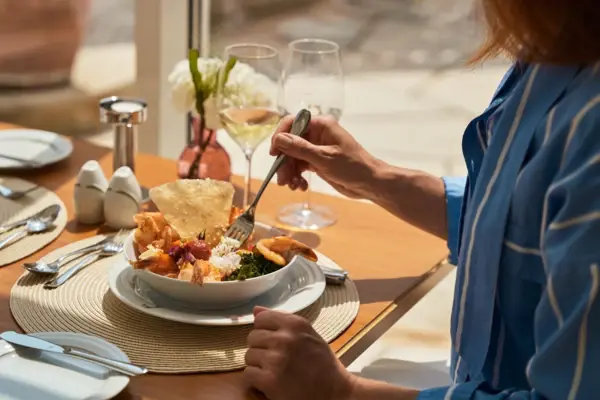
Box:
(177, 117), (231, 181)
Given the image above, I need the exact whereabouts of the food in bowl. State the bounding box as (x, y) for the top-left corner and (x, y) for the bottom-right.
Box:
(129, 179), (317, 285)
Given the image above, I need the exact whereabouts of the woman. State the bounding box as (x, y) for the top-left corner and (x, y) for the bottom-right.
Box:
(243, 1), (600, 399)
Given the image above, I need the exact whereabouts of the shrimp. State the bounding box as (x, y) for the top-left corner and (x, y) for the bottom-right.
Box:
(153, 225), (180, 252)
(133, 213), (159, 251)
(255, 236), (318, 266)
(133, 212), (177, 252)
(146, 212), (168, 230)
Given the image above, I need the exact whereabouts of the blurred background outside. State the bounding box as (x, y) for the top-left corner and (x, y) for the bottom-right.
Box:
(0, 0), (509, 195)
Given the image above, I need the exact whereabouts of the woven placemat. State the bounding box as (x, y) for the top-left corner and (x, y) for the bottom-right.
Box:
(0, 177), (67, 267)
(10, 236), (360, 373)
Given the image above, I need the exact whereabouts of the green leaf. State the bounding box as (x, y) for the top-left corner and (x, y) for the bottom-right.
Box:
(188, 48), (205, 114)
(217, 56), (237, 94)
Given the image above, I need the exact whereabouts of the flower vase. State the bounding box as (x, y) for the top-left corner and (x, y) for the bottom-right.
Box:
(177, 117), (231, 181)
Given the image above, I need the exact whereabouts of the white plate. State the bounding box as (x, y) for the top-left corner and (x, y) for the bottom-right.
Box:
(0, 129), (73, 170)
(0, 332), (129, 400)
(107, 254), (329, 326)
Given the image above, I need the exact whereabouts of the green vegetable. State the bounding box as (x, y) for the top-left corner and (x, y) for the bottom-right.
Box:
(226, 253), (280, 281)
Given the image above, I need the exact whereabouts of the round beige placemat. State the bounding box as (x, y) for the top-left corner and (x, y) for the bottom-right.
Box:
(10, 236), (360, 373)
(0, 177), (67, 266)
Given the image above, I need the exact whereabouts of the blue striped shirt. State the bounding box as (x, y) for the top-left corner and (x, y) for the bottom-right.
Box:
(419, 63), (600, 399)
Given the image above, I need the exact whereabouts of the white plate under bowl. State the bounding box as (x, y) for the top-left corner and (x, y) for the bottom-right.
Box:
(0, 129), (73, 170)
(107, 254), (327, 326)
(0, 332), (129, 400)
(123, 222), (310, 309)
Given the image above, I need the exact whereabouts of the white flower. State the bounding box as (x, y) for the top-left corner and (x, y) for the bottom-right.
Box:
(168, 56), (278, 115)
(222, 62), (277, 109)
(167, 59), (197, 113)
(226, 62), (256, 86)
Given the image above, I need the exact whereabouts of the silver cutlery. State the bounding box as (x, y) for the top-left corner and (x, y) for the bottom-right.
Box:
(0, 204), (60, 235)
(44, 232), (126, 289)
(0, 205), (60, 251)
(320, 265), (348, 285)
(43, 253), (104, 289)
(0, 331), (148, 376)
(24, 237), (111, 275)
(0, 184), (39, 200)
(225, 109), (312, 245)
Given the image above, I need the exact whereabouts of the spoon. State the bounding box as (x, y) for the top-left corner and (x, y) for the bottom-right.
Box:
(24, 237), (110, 275)
(0, 204), (60, 235)
(0, 184), (39, 200)
(43, 235), (125, 289)
(0, 204), (60, 251)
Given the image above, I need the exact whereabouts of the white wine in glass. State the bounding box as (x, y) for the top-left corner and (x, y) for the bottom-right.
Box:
(277, 38), (344, 230)
(216, 44), (282, 209)
(219, 108), (281, 154)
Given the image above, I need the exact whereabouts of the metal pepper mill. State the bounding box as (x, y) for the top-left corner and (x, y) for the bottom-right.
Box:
(99, 96), (150, 201)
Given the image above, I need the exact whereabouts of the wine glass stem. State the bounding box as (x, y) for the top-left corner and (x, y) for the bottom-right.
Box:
(303, 172), (312, 210)
(244, 152), (253, 209)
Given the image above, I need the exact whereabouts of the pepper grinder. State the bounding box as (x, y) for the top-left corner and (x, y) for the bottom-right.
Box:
(99, 96), (149, 202)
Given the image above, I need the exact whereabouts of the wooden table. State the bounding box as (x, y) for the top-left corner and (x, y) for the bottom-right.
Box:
(0, 123), (448, 399)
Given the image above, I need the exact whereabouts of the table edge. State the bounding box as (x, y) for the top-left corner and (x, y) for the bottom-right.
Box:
(337, 257), (452, 366)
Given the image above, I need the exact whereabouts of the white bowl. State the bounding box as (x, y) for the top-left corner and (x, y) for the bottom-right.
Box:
(123, 223), (297, 310)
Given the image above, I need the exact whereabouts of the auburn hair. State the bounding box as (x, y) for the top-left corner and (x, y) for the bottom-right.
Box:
(471, 0), (600, 64)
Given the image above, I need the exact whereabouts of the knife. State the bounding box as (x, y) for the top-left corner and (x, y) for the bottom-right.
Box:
(0, 216), (29, 235)
(0, 331), (148, 376)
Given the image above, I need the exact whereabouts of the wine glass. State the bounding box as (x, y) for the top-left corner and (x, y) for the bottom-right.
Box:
(216, 44), (282, 209)
(276, 38), (344, 230)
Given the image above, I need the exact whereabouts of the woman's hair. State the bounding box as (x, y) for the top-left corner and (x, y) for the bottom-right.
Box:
(472, 0), (600, 64)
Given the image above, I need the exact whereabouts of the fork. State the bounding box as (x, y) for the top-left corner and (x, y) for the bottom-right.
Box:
(225, 109), (312, 245)
(43, 230), (128, 289)
(0, 184), (39, 200)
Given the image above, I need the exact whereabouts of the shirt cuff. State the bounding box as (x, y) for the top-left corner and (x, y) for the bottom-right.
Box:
(442, 176), (467, 265)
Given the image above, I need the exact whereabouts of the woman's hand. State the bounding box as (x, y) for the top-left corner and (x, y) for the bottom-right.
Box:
(244, 306), (357, 400)
(270, 116), (381, 199)
(271, 114), (449, 241)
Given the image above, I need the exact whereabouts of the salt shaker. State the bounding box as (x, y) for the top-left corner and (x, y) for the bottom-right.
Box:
(99, 96), (149, 201)
(104, 166), (142, 229)
(74, 160), (108, 224)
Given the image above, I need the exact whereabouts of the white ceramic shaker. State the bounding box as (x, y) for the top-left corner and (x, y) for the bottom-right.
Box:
(74, 160), (109, 224)
(104, 166), (142, 229)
